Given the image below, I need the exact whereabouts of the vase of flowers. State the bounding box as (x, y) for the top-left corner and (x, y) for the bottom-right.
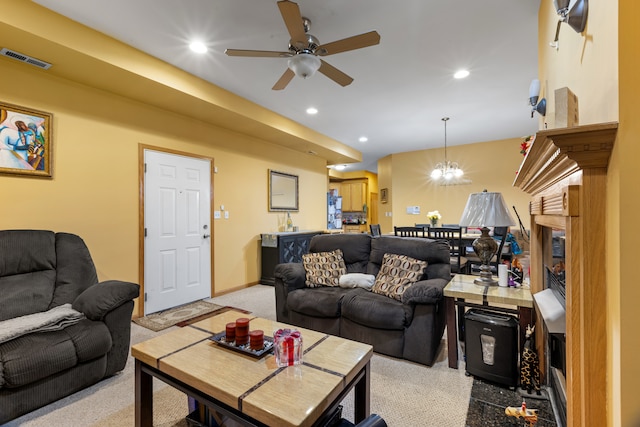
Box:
(427, 210), (441, 228)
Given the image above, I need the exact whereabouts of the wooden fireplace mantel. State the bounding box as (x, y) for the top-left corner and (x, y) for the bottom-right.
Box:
(514, 122), (618, 427)
(514, 122), (618, 194)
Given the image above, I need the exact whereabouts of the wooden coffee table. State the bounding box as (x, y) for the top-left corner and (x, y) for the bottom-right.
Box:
(132, 309), (373, 427)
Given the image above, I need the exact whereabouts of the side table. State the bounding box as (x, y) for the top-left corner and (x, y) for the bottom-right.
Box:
(443, 274), (533, 369)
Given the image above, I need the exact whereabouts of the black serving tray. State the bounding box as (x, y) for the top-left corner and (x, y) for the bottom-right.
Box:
(209, 332), (274, 358)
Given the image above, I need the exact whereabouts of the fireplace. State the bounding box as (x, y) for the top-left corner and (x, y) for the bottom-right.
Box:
(535, 228), (567, 426)
(513, 122), (617, 426)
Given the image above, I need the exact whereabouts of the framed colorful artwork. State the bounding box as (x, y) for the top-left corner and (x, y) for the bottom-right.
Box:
(0, 102), (53, 177)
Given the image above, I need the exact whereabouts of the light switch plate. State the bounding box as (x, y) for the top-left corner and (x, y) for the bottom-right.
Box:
(224, 211), (229, 219)
(214, 211), (221, 219)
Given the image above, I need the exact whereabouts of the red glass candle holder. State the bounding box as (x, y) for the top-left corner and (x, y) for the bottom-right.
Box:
(225, 322), (236, 342)
(249, 330), (264, 350)
(235, 318), (250, 346)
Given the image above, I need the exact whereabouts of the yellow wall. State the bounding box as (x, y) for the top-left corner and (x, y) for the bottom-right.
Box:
(378, 138), (531, 232)
(0, 59), (328, 298)
(377, 155), (393, 233)
(537, 0), (618, 128)
(617, 2), (640, 426)
(538, 0), (640, 425)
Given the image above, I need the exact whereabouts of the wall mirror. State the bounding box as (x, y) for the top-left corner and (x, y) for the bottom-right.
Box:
(269, 170), (299, 211)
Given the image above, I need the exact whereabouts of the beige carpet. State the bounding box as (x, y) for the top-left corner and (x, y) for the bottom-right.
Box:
(6, 285), (473, 427)
(133, 300), (224, 331)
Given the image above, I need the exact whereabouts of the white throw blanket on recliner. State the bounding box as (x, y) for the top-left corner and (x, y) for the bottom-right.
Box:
(0, 303), (85, 345)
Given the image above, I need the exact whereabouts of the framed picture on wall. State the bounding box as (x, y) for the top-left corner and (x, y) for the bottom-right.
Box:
(381, 188), (388, 204)
(0, 102), (53, 177)
(269, 169), (299, 211)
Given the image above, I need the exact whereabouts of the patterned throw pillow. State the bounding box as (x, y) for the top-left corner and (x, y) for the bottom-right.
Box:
(372, 253), (428, 301)
(302, 249), (347, 288)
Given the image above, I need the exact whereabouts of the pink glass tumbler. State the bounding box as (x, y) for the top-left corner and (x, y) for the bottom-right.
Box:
(273, 328), (303, 367)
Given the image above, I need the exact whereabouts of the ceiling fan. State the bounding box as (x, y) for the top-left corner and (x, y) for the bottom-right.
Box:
(224, 0), (381, 90)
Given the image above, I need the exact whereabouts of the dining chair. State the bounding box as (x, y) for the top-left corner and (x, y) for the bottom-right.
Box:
(394, 226), (426, 237)
(427, 227), (469, 274)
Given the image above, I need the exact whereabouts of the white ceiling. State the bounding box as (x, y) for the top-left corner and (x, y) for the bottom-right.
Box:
(34, 0), (541, 172)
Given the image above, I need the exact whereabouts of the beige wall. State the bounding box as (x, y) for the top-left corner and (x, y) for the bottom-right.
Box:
(616, 1), (640, 426)
(538, 0), (640, 425)
(377, 138), (531, 233)
(0, 60), (328, 301)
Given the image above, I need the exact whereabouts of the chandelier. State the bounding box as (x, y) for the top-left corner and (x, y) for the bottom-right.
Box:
(430, 117), (464, 180)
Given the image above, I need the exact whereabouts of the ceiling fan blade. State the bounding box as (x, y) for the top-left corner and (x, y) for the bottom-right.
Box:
(225, 49), (291, 58)
(272, 68), (296, 90)
(277, 0), (307, 47)
(318, 60), (354, 87)
(316, 31), (381, 56)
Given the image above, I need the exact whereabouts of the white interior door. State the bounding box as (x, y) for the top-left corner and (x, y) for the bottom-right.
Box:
(144, 150), (211, 315)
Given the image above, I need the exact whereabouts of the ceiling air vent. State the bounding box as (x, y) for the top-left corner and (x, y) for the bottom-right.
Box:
(1, 48), (52, 70)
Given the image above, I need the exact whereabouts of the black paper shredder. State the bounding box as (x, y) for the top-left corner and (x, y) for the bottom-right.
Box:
(464, 308), (518, 387)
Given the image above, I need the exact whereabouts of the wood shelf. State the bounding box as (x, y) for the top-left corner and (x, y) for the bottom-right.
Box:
(514, 122), (618, 195)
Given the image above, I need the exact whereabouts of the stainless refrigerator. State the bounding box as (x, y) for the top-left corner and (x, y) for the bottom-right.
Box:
(327, 189), (342, 229)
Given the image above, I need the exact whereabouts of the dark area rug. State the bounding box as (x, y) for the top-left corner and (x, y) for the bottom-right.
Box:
(466, 378), (557, 427)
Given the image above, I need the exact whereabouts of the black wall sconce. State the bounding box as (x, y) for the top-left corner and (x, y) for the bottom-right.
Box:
(529, 79), (546, 118)
(550, 0), (589, 49)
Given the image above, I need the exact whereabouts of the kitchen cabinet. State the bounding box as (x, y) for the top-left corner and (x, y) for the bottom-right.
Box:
(260, 231), (324, 285)
(343, 224), (368, 234)
(341, 182), (366, 212)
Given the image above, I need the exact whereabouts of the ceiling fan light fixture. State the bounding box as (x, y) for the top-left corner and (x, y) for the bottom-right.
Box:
(189, 41), (208, 54)
(453, 69), (470, 79)
(288, 53), (321, 79)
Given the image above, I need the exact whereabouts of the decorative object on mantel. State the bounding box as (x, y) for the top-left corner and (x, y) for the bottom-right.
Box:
(520, 135), (533, 156)
(430, 117), (464, 181)
(554, 87), (579, 128)
(459, 190), (516, 286)
(528, 79), (546, 118)
(427, 210), (441, 228)
(549, 0), (588, 50)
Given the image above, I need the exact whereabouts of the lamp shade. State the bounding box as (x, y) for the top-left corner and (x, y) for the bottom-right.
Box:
(459, 191), (516, 227)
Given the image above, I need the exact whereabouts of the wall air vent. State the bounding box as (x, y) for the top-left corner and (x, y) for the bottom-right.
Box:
(1, 48), (52, 70)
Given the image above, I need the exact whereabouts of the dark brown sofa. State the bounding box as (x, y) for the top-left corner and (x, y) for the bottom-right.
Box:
(274, 233), (451, 366)
(0, 230), (139, 423)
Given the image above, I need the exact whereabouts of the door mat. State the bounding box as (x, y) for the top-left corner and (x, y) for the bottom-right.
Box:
(133, 300), (229, 332)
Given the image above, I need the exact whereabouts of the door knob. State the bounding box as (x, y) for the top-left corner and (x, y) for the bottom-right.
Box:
(203, 234), (210, 239)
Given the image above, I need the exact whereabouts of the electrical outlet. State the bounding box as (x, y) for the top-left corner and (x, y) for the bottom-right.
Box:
(224, 211), (229, 219)
(214, 211), (221, 219)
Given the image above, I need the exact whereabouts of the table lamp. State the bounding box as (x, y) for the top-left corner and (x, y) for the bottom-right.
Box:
(459, 190), (516, 285)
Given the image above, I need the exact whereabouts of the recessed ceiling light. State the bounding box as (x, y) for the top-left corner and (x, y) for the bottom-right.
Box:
(454, 69), (470, 79)
(359, 136), (368, 143)
(189, 41), (208, 54)
(306, 107), (318, 115)
(334, 165), (347, 171)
